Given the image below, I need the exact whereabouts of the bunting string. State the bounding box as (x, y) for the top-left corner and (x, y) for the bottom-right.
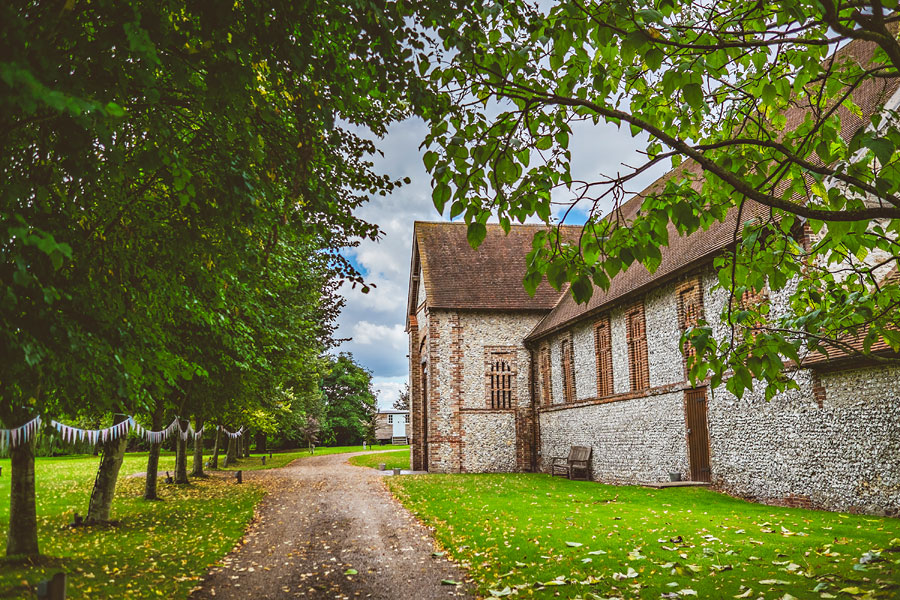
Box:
(220, 425), (244, 439)
(1, 415), (240, 450)
(0, 416), (41, 452)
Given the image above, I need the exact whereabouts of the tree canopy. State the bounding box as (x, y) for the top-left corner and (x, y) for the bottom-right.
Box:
(421, 0), (900, 399)
(0, 0), (438, 556)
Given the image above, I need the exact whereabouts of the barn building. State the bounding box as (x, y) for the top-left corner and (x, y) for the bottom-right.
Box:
(405, 41), (900, 515)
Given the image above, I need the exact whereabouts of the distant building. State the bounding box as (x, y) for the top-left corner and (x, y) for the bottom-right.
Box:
(374, 409), (409, 445)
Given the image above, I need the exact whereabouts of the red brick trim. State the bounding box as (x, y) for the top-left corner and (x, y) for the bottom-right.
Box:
(539, 344), (553, 406)
(484, 346), (518, 409)
(560, 335), (576, 403)
(811, 371), (826, 408)
(594, 315), (613, 398)
(675, 277), (705, 378)
(625, 300), (650, 391)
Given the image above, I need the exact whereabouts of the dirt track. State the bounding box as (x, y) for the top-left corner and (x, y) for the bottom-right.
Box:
(189, 451), (471, 600)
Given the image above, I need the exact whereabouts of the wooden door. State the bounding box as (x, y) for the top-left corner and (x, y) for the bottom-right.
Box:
(684, 387), (711, 482)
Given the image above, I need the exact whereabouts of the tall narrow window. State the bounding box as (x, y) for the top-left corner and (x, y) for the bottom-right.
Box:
(486, 349), (516, 409)
(677, 281), (705, 370)
(560, 338), (576, 403)
(594, 316), (613, 397)
(539, 346), (553, 405)
(626, 303), (650, 391)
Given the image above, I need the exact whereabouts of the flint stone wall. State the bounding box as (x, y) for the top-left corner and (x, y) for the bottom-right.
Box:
(709, 365), (900, 514)
(539, 391), (689, 483)
(461, 412), (518, 472)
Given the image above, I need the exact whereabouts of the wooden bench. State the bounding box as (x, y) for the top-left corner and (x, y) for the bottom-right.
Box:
(550, 445), (592, 481)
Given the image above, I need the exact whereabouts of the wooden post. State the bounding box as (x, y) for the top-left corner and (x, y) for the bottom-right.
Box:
(235, 470), (242, 484)
(37, 572), (66, 599)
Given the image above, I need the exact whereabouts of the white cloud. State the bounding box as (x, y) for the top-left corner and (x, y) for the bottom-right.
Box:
(371, 376), (409, 411)
(351, 321), (406, 348)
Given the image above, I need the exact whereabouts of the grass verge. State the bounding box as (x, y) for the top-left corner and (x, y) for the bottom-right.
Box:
(347, 449), (410, 470)
(219, 444), (410, 471)
(0, 453), (263, 599)
(386, 473), (900, 599)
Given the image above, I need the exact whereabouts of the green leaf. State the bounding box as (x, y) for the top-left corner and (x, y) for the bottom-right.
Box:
(865, 137), (894, 166)
(683, 83), (704, 111)
(467, 222), (487, 249)
(105, 101), (126, 117)
(432, 183), (451, 213)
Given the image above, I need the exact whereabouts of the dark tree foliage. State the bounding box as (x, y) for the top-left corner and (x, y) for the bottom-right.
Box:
(0, 0), (443, 555)
(320, 353), (377, 447)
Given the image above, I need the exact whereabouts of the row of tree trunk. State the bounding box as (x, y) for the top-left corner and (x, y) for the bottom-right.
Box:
(4, 414), (253, 556)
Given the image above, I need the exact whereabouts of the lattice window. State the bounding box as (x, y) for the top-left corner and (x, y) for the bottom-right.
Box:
(387, 414), (394, 424)
(539, 345), (553, 405)
(486, 350), (516, 409)
(594, 316), (613, 397)
(626, 303), (650, 391)
(561, 338), (576, 403)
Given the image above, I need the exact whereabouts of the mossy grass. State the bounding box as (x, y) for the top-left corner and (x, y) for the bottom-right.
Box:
(387, 473), (900, 599)
(217, 444), (410, 471)
(0, 444), (397, 598)
(0, 452), (262, 599)
(348, 449), (410, 470)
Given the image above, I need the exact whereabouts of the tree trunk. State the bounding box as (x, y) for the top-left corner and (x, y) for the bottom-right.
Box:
(209, 427), (220, 469)
(255, 430), (266, 453)
(243, 431), (251, 458)
(191, 417), (205, 477)
(6, 436), (39, 556)
(87, 414), (129, 523)
(236, 434), (242, 459)
(224, 435), (236, 467)
(174, 418), (189, 484)
(143, 403), (165, 501)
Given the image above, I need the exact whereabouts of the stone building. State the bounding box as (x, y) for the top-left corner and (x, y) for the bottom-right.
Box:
(406, 43), (900, 515)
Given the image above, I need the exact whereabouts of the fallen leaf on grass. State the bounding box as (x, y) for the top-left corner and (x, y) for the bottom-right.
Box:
(612, 567), (639, 580)
(838, 586), (870, 595)
(441, 579), (461, 586)
(565, 541), (583, 547)
(488, 586), (513, 597)
(759, 579), (790, 585)
(734, 588), (753, 598)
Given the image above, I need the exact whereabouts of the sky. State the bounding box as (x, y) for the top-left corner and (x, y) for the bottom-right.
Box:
(334, 116), (669, 410)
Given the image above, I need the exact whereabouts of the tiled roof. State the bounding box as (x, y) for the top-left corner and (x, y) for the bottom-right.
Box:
(527, 37), (900, 342)
(413, 222), (581, 311)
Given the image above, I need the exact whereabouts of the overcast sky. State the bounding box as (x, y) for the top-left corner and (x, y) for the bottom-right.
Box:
(334, 116), (669, 410)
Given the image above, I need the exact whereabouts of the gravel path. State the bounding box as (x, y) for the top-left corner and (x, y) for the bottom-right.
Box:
(190, 451), (471, 600)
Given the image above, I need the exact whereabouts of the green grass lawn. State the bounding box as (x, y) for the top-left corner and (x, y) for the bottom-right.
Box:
(0, 444), (392, 599)
(220, 444), (410, 471)
(347, 448), (410, 470)
(0, 452), (262, 599)
(387, 473), (900, 599)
